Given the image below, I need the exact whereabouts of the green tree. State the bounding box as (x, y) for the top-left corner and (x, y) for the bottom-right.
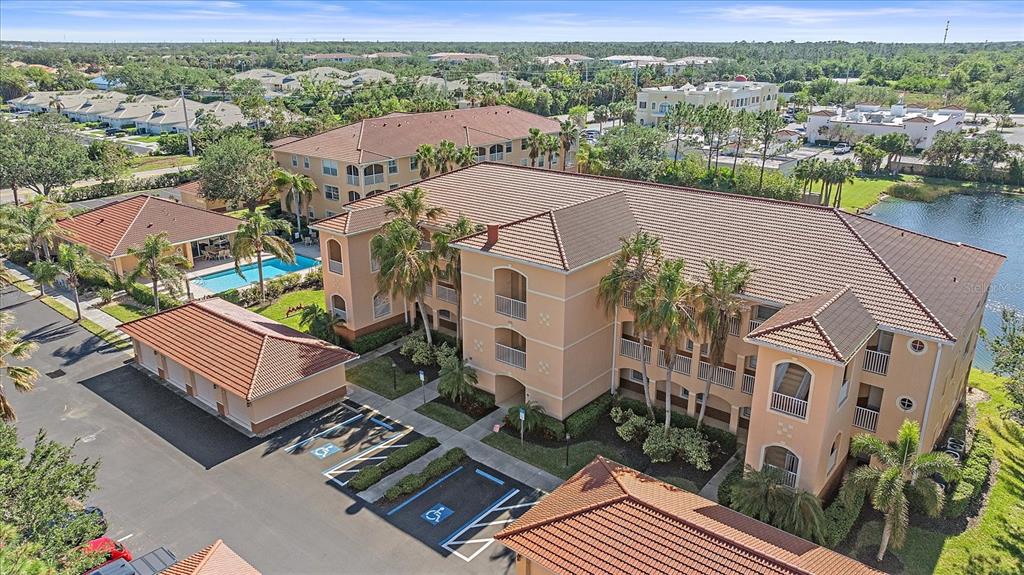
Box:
(230, 212), (295, 302)
(984, 308), (1024, 420)
(543, 133), (560, 169)
(697, 105), (733, 172)
(438, 357), (479, 407)
(8, 199), (71, 261)
(16, 113), (91, 197)
(575, 141), (605, 175)
(455, 145), (476, 168)
(86, 140), (131, 185)
(198, 134), (275, 212)
(29, 260), (59, 298)
(848, 419), (960, 561)
(526, 127), (544, 167)
(0, 120), (28, 205)
(415, 144), (436, 179)
(751, 109), (786, 191)
(854, 141), (886, 174)
(730, 466), (826, 543)
(371, 219), (435, 345)
(435, 139), (457, 174)
(383, 186), (446, 229)
(125, 232), (191, 313)
(299, 305), (341, 344)
(558, 119), (580, 172)
(0, 311), (40, 422)
(272, 168), (317, 238)
(55, 243), (109, 321)
(597, 124), (666, 181)
(663, 102), (699, 167)
(431, 215), (476, 343)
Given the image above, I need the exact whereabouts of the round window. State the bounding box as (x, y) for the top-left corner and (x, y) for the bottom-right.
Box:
(898, 397), (915, 412)
(908, 339), (927, 355)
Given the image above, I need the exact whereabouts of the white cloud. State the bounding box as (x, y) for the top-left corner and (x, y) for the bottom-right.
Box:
(721, 4), (920, 25)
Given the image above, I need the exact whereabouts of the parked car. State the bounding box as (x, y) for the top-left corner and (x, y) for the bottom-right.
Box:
(582, 129), (600, 138)
(104, 127), (127, 137)
(82, 537), (132, 573)
(833, 142), (852, 154)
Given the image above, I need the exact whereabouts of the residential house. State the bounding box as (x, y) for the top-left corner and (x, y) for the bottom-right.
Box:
(302, 53), (360, 63)
(174, 179), (228, 212)
(87, 75), (125, 91)
(637, 79), (780, 126)
(364, 52), (411, 60)
(8, 88), (122, 113)
(310, 163), (1002, 496)
(229, 68), (288, 97)
(806, 102), (965, 150)
(535, 54), (593, 66)
(428, 52), (499, 65)
(663, 56), (720, 74)
(601, 55), (665, 66)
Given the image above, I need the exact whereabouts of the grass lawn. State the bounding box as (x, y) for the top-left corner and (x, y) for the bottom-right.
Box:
(839, 174), (912, 211)
(130, 154), (198, 173)
(482, 431), (633, 480)
(227, 203), (271, 219)
(101, 303), (153, 323)
(414, 398), (482, 431)
(346, 356), (424, 400)
(129, 135), (161, 143)
(248, 289), (323, 332)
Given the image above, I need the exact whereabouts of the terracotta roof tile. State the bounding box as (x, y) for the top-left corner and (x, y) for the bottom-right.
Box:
(119, 298), (356, 400)
(496, 457), (882, 575)
(161, 540), (261, 575)
(748, 287), (876, 362)
(57, 195), (240, 257)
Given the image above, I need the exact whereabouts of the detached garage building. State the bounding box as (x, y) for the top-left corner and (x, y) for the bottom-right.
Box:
(121, 298), (357, 435)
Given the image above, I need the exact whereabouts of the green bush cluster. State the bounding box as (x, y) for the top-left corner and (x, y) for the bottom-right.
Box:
(383, 448), (466, 502)
(350, 324), (411, 354)
(8, 250), (35, 266)
(616, 397), (737, 456)
(717, 462), (744, 508)
(564, 393), (612, 438)
(347, 436), (440, 492)
(820, 480), (867, 548)
(220, 267), (322, 307)
(945, 429), (994, 518)
(400, 333), (456, 367)
(128, 282), (179, 310)
(504, 403), (563, 440)
(56, 171), (199, 202)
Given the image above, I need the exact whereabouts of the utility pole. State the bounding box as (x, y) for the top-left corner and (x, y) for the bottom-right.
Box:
(179, 86), (194, 157)
(943, 20), (950, 44)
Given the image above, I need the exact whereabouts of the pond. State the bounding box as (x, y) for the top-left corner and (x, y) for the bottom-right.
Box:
(866, 192), (1024, 370)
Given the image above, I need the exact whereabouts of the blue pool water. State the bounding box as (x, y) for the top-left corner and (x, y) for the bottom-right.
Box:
(194, 255), (320, 292)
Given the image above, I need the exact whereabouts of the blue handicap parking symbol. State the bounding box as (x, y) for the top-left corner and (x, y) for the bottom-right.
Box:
(420, 503), (454, 526)
(311, 443), (341, 459)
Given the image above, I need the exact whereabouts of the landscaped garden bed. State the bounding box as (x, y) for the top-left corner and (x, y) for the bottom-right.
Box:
(347, 436), (440, 492)
(415, 395), (497, 431)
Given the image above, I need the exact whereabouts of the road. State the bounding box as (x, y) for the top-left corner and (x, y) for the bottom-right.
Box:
(0, 165), (192, 206)
(2, 285), (515, 575)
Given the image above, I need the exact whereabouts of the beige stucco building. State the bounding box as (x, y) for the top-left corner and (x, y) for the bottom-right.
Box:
(310, 163), (1002, 496)
(806, 103), (966, 150)
(271, 106), (562, 221)
(637, 79), (780, 126)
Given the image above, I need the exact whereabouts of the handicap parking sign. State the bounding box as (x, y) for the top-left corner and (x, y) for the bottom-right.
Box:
(421, 503), (454, 526)
(311, 443), (341, 459)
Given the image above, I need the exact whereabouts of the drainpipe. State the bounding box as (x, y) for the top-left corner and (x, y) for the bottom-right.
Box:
(609, 306), (619, 395)
(919, 343), (944, 452)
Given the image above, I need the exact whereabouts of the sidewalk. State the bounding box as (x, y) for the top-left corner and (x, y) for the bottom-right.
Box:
(698, 453), (740, 501)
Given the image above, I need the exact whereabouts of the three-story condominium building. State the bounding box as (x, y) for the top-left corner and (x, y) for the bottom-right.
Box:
(271, 106), (562, 220)
(637, 79), (779, 126)
(310, 163), (1002, 496)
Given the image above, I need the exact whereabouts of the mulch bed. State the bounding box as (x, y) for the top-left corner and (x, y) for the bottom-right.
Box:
(385, 348), (441, 381)
(433, 396), (498, 420)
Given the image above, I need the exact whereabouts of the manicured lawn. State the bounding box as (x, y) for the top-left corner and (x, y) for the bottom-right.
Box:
(249, 289), (324, 332)
(101, 303), (153, 323)
(227, 204), (271, 219)
(482, 431), (633, 480)
(414, 398), (481, 431)
(345, 356), (424, 400)
(850, 522), (949, 575)
(838, 174), (911, 211)
(130, 154), (198, 173)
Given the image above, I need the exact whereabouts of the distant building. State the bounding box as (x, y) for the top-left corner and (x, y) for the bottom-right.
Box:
(535, 54), (593, 66)
(230, 68), (288, 97)
(806, 102), (965, 149)
(363, 51), (411, 60)
(663, 56), (720, 74)
(427, 52), (499, 65)
(87, 75), (125, 91)
(281, 67), (394, 92)
(601, 55), (665, 66)
(637, 78), (780, 125)
(302, 53), (360, 63)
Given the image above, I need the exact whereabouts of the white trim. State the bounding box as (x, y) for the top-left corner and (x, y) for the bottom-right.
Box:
(907, 338), (928, 355)
(919, 342), (944, 451)
(767, 358), (815, 421)
(462, 315), (612, 352)
(896, 395), (916, 413)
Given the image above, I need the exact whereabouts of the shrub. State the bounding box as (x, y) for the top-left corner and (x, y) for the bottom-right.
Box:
(821, 480), (866, 548)
(642, 426), (678, 463)
(945, 429), (994, 518)
(8, 250), (35, 266)
(56, 170), (198, 202)
(128, 282), (179, 310)
(641, 425), (712, 470)
(718, 462), (744, 508)
(347, 465), (384, 492)
(347, 436), (440, 492)
(302, 265), (323, 289)
(98, 288), (115, 305)
(350, 324), (410, 354)
(615, 410), (652, 443)
(504, 401), (562, 439)
(400, 333), (436, 366)
(564, 393), (612, 438)
(383, 448), (466, 501)
(615, 397), (738, 457)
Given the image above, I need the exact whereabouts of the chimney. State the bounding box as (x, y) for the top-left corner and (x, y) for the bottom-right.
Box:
(486, 223), (500, 244)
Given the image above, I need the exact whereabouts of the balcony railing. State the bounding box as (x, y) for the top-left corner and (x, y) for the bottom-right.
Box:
(328, 259), (344, 275)
(770, 392), (808, 419)
(619, 338), (652, 363)
(742, 373), (755, 395)
(495, 295), (527, 321)
(424, 282), (432, 297)
(764, 463), (798, 488)
(748, 318), (764, 333)
(863, 350), (890, 375)
(495, 343), (526, 369)
(332, 308), (347, 322)
(436, 285), (458, 304)
(729, 317), (740, 336)
(853, 406), (879, 432)
(698, 361), (735, 389)
(622, 291), (633, 308)
(657, 350), (692, 376)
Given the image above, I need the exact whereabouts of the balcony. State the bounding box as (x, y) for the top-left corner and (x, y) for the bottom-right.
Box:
(495, 342), (526, 369)
(729, 317), (740, 336)
(424, 282), (432, 297)
(853, 406), (879, 432)
(495, 294), (527, 320)
(619, 338), (652, 363)
(748, 318), (764, 333)
(770, 391), (808, 419)
(741, 373), (755, 395)
(328, 259), (344, 275)
(698, 361), (735, 389)
(436, 284), (458, 304)
(863, 349), (890, 375)
(657, 350), (692, 376)
(763, 463), (798, 488)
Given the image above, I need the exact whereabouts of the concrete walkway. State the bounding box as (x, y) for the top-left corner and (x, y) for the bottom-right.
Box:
(698, 453), (741, 501)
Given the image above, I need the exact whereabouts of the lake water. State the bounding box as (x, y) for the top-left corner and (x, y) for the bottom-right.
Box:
(866, 192), (1024, 370)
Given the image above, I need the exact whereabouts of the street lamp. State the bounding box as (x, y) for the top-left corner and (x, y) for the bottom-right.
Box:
(391, 360), (397, 395)
(565, 433), (571, 467)
(419, 370), (426, 406)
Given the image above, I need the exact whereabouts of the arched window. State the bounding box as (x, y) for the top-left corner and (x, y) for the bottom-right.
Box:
(331, 295), (347, 322)
(763, 445), (799, 487)
(769, 362), (811, 419)
(489, 143), (504, 161)
(372, 292), (391, 318)
(326, 239), (343, 275)
(827, 434), (841, 472)
(348, 191), (360, 203)
(363, 164), (384, 185)
(346, 165), (359, 185)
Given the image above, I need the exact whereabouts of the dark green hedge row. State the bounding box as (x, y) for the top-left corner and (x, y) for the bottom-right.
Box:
(616, 397), (738, 457)
(717, 462), (744, 508)
(383, 448), (466, 502)
(945, 429), (994, 518)
(350, 324), (411, 355)
(565, 393), (613, 438)
(347, 436), (440, 492)
(821, 481), (867, 548)
(128, 282), (180, 311)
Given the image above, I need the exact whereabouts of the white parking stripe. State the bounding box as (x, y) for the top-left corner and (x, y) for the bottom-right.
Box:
(442, 491), (538, 562)
(492, 501), (539, 512)
(284, 411), (365, 452)
(322, 431), (411, 486)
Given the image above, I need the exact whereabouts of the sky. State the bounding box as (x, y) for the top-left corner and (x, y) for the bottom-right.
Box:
(1, 0), (1021, 44)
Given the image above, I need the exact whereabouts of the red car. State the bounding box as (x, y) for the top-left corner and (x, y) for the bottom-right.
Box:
(82, 537), (132, 573)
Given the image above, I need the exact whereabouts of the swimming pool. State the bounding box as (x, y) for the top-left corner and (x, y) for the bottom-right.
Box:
(193, 255), (320, 293)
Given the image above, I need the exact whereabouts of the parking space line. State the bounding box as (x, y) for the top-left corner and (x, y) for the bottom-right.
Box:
(441, 487), (540, 563)
(492, 501), (537, 512)
(386, 466), (465, 517)
(322, 432), (410, 485)
(369, 417), (395, 430)
(284, 412), (365, 452)
(474, 469), (505, 485)
(440, 488), (519, 548)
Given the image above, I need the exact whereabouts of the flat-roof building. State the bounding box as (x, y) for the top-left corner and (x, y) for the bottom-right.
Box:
(806, 102), (965, 149)
(637, 79), (780, 125)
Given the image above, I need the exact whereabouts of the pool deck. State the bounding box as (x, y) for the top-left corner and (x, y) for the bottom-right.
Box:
(188, 243), (322, 298)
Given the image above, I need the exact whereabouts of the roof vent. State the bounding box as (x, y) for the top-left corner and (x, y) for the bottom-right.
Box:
(486, 223), (500, 244)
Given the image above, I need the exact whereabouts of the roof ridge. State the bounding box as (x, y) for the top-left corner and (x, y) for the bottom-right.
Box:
(546, 210), (569, 270)
(842, 211), (1006, 259)
(250, 332), (272, 401)
(808, 316), (845, 362)
(747, 287), (849, 339)
(117, 298), (195, 328)
(833, 210), (955, 341)
(111, 195), (153, 256)
(810, 285), (852, 316)
(187, 540), (222, 575)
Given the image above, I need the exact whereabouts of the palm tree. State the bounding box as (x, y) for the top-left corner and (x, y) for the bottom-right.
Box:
(11, 199), (72, 261)
(431, 215), (476, 343)
(594, 105), (609, 133)
(848, 420), (960, 561)
(125, 233), (191, 313)
(231, 212), (295, 303)
(694, 259), (754, 427)
(435, 139), (457, 174)
(543, 134), (560, 170)
(633, 258), (696, 430)
(55, 243), (109, 322)
(831, 159), (857, 209)
(597, 232), (663, 416)
(415, 144), (436, 180)
(526, 128), (544, 167)
(455, 146), (476, 168)
(731, 466), (826, 543)
(299, 305), (341, 343)
(0, 311), (39, 422)
(272, 168), (316, 238)
(372, 219), (435, 345)
(575, 142), (605, 175)
(437, 358), (479, 406)
(558, 119), (580, 172)
(29, 260), (59, 298)
(382, 186), (446, 230)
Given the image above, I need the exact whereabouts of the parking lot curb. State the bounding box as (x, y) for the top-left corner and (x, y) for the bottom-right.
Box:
(357, 444), (448, 503)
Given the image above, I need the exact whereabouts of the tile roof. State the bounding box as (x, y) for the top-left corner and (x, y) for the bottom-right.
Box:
(496, 457), (882, 575)
(161, 540), (261, 575)
(747, 286), (876, 363)
(314, 163), (1003, 343)
(119, 298), (357, 401)
(274, 106), (559, 164)
(57, 195), (241, 257)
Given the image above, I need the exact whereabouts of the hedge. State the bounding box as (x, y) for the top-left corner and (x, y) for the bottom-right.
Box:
(821, 480), (867, 548)
(347, 436), (440, 492)
(717, 462), (744, 508)
(616, 397), (738, 457)
(128, 282), (180, 311)
(944, 429), (994, 518)
(56, 170), (199, 202)
(350, 324), (411, 354)
(219, 268), (321, 307)
(504, 406), (564, 441)
(383, 448), (466, 501)
(564, 393), (613, 438)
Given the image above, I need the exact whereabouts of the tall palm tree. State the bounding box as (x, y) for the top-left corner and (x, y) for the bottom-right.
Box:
(431, 215), (476, 343)
(55, 243), (110, 322)
(29, 260), (59, 298)
(695, 259), (754, 427)
(597, 232), (663, 416)
(575, 142), (605, 175)
(526, 128), (544, 167)
(125, 233), (192, 313)
(231, 212), (295, 303)
(12, 199), (72, 261)
(731, 466), (826, 543)
(455, 146), (476, 168)
(0, 311), (39, 422)
(372, 219), (435, 345)
(848, 420), (960, 561)
(272, 168), (317, 237)
(382, 186), (446, 230)
(543, 134), (560, 170)
(633, 258), (696, 430)
(831, 159), (857, 209)
(415, 144), (436, 180)
(558, 119), (580, 172)
(435, 139), (457, 174)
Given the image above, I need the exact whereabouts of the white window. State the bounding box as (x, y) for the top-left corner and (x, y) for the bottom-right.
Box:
(322, 159), (338, 177)
(387, 159), (398, 174)
(898, 397), (915, 412)
(346, 165), (359, 185)
(291, 154), (298, 167)
(324, 185), (340, 201)
(438, 309), (452, 320)
(389, 184), (399, 190)
(373, 292), (391, 318)
(908, 339), (927, 355)
(410, 157), (418, 171)
(348, 191), (360, 202)
(303, 156), (309, 168)
(363, 164), (384, 185)
(504, 141), (512, 153)
(629, 369), (643, 382)
(489, 144), (504, 161)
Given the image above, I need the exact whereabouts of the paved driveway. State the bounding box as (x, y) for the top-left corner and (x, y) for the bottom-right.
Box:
(2, 285), (517, 575)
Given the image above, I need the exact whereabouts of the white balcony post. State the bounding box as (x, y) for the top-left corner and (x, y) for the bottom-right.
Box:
(770, 392), (808, 419)
(496, 342), (526, 369)
(495, 294), (527, 320)
(863, 349), (890, 375)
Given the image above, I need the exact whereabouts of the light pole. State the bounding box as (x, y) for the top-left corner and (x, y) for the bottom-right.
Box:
(391, 360), (397, 395)
(419, 370), (426, 406)
(565, 433), (571, 468)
